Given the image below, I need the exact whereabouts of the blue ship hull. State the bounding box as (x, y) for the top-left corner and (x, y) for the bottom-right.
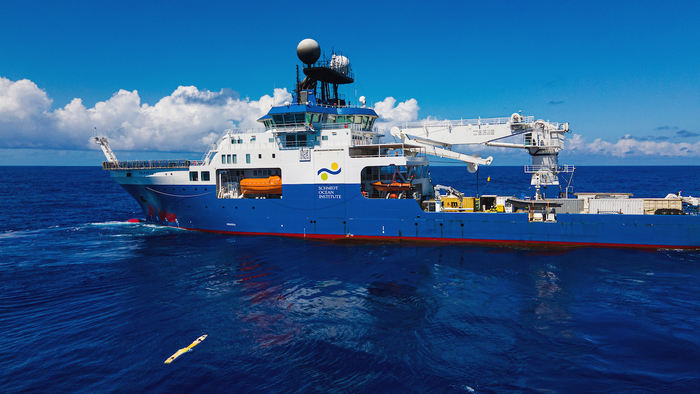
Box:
(120, 182), (700, 249)
(98, 39), (700, 250)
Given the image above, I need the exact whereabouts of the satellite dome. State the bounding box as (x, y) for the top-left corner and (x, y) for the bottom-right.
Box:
(330, 54), (350, 70)
(297, 39), (321, 65)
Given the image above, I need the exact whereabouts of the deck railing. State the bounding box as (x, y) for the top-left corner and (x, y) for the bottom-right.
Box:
(101, 159), (191, 170)
(403, 116), (536, 128)
(524, 165), (575, 173)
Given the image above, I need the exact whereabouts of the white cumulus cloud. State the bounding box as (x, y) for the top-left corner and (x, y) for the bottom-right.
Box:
(0, 76), (292, 151)
(3, 75), (698, 162)
(373, 97), (420, 130)
(567, 133), (700, 157)
(0, 75), (425, 153)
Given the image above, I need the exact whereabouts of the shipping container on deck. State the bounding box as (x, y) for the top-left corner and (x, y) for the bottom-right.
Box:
(589, 198), (644, 215)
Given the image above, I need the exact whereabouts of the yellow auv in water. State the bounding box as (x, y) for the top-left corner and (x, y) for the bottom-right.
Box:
(164, 334), (207, 364)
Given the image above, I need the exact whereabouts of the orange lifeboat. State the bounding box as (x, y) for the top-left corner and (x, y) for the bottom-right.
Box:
(371, 181), (412, 192)
(240, 175), (282, 195)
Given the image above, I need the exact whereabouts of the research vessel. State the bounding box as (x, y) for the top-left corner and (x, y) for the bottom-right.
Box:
(97, 39), (700, 249)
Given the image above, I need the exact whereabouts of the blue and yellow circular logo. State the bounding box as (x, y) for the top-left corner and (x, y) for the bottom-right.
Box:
(318, 162), (341, 181)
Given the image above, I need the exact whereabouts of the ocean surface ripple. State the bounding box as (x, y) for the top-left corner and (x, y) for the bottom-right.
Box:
(1, 166), (700, 393)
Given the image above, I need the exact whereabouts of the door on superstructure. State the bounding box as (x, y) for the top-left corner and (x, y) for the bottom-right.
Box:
(313, 149), (346, 218)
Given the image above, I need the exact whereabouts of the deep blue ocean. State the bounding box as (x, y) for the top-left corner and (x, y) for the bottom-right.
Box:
(1, 166), (700, 393)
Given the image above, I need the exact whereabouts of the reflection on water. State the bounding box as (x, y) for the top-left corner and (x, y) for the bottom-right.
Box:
(4, 224), (700, 393)
(529, 264), (573, 338)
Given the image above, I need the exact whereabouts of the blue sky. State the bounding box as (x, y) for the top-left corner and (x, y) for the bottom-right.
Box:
(1, 0), (699, 166)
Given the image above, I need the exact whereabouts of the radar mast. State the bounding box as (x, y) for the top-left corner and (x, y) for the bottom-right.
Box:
(295, 39), (354, 106)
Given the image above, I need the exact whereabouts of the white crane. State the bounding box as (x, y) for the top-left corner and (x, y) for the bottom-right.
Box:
(93, 136), (118, 164)
(393, 113), (573, 200)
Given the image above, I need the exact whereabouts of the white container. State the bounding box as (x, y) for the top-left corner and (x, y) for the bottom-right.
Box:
(577, 193), (632, 213)
(589, 198), (644, 215)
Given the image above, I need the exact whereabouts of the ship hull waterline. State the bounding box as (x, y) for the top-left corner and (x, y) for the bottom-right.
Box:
(117, 181), (700, 250)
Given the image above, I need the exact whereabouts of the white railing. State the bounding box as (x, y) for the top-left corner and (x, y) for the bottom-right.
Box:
(524, 165), (575, 173)
(544, 122), (569, 131)
(402, 116), (536, 128)
(524, 133), (565, 149)
(270, 122), (312, 132)
(102, 159), (191, 170)
(226, 128), (265, 135)
(348, 144), (426, 159)
(222, 143), (279, 150)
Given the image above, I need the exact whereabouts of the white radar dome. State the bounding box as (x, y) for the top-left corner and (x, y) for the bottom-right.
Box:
(330, 54), (350, 69)
(297, 38), (321, 65)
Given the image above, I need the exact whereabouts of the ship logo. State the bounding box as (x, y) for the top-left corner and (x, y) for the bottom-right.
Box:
(317, 162), (341, 181)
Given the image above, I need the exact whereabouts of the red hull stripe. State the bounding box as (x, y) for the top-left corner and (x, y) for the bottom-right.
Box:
(177, 227), (698, 250)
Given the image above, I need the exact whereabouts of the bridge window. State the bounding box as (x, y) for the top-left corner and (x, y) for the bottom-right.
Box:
(221, 155), (226, 164)
(285, 133), (309, 147)
(232, 154), (237, 164)
(246, 154), (251, 164)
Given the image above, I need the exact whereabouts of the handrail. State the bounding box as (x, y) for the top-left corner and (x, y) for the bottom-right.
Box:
(524, 165), (575, 173)
(402, 116), (536, 128)
(225, 128), (266, 135)
(102, 159), (191, 170)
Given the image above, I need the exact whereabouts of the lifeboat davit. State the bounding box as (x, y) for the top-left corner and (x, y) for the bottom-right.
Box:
(371, 181), (412, 192)
(240, 175), (282, 194)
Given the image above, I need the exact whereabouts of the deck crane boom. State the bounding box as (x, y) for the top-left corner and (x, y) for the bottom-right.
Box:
(393, 113), (573, 200)
(93, 136), (119, 164)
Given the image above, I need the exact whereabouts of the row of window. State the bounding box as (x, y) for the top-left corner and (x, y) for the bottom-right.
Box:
(217, 168), (281, 178)
(231, 136), (276, 144)
(265, 113), (377, 131)
(189, 171), (210, 181)
(228, 133), (339, 151)
(221, 153), (277, 165)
